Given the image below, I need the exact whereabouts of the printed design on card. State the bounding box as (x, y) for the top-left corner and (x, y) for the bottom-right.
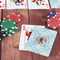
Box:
(0, 0), (5, 9)
(7, 0), (27, 9)
(33, 34), (49, 46)
(28, 0), (49, 9)
(32, 0), (45, 5)
(10, 0), (24, 6)
(26, 29), (33, 40)
(19, 24), (45, 50)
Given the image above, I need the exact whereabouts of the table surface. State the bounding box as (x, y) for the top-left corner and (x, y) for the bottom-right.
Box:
(0, 1), (60, 60)
(0, 9), (60, 60)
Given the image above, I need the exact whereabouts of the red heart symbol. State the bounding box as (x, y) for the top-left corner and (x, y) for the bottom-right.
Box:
(0, 6), (1, 8)
(0, 1), (1, 3)
(21, 3), (24, 5)
(42, 3), (45, 5)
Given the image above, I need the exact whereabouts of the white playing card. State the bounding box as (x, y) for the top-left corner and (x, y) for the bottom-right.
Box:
(0, 0), (5, 9)
(28, 0), (50, 9)
(19, 24), (45, 50)
(7, 0), (27, 9)
(24, 27), (57, 57)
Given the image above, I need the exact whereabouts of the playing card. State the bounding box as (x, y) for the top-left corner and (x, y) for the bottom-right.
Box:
(28, 0), (50, 9)
(19, 24), (45, 50)
(7, 0), (27, 9)
(24, 27), (57, 57)
(0, 0), (5, 9)
(50, 0), (60, 8)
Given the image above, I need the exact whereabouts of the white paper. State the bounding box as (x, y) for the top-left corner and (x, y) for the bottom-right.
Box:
(7, 0), (27, 9)
(0, 0), (5, 9)
(28, 0), (50, 9)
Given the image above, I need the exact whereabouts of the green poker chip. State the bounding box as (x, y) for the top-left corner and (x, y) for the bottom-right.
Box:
(1, 19), (18, 36)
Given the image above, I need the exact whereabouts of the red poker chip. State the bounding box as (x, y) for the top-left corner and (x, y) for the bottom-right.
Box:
(3, 13), (21, 24)
(47, 13), (60, 29)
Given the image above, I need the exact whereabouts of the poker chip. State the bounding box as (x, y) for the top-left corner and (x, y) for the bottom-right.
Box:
(1, 19), (18, 36)
(47, 13), (60, 29)
(0, 30), (6, 40)
(3, 13), (21, 24)
(47, 12), (57, 19)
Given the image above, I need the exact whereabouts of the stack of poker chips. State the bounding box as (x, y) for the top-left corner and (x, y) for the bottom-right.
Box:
(0, 20), (6, 40)
(0, 13), (21, 40)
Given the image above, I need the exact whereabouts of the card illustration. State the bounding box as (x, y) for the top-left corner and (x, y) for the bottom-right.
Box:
(28, 0), (50, 9)
(0, 0), (5, 9)
(19, 24), (45, 50)
(32, 0), (45, 5)
(7, 0), (27, 9)
(26, 29), (33, 41)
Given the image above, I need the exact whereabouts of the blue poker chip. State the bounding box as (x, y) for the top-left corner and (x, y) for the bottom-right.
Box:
(47, 12), (56, 19)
